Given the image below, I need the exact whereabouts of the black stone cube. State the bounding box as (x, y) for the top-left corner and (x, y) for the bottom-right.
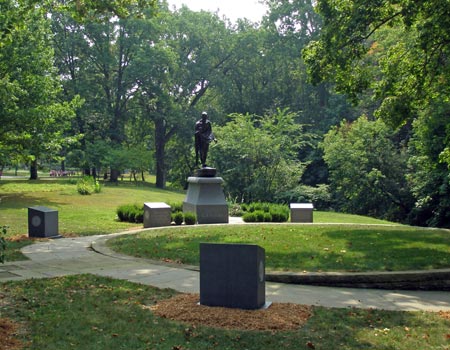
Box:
(200, 243), (265, 309)
(28, 206), (59, 238)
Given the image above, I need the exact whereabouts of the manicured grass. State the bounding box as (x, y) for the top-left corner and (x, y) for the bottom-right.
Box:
(0, 177), (185, 261)
(1, 274), (449, 350)
(0, 178), (185, 238)
(108, 224), (450, 272)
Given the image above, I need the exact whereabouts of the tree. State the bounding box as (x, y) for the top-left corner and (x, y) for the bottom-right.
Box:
(0, 3), (80, 179)
(303, 0), (450, 127)
(321, 116), (413, 221)
(406, 100), (450, 227)
(210, 109), (307, 202)
(303, 0), (450, 226)
(52, 6), (158, 180)
(131, 5), (235, 188)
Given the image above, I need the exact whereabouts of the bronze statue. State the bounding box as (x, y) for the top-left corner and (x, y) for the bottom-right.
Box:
(195, 111), (216, 167)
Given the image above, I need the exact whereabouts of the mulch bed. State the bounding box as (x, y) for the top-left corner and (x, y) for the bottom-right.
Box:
(149, 293), (313, 331)
(0, 318), (24, 350)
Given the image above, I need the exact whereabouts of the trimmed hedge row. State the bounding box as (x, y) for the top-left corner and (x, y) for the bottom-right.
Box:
(116, 204), (144, 223)
(238, 202), (290, 223)
(116, 202), (196, 225)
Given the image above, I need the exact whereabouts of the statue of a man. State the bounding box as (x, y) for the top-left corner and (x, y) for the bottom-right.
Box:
(195, 111), (216, 167)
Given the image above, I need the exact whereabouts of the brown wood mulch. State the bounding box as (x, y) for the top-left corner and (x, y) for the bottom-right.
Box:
(148, 293), (313, 331)
(0, 318), (24, 350)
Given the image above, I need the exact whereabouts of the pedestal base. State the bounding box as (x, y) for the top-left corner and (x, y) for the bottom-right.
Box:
(183, 177), (228, 224)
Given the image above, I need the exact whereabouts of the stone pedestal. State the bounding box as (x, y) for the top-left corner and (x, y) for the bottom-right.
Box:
(200, 243), (266, 310)
(28, 206), (60, 238)
(183, 177), (228, 224)
(290, 203), (314, 223)
(143, 202), (171, 228)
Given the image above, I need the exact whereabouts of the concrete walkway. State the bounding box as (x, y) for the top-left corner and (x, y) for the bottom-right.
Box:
(1, 229), (449, 312)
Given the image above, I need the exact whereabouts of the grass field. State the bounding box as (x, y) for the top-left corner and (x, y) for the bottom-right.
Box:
(1, 177), (449, 272)
(1, 177), (450, 349)
(0, 177), (185, 238)
(108, 224), (450, 272)
(1, 274), (449, 350)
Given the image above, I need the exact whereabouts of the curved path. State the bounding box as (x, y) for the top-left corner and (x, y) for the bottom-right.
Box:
(1, 227), (449, 312)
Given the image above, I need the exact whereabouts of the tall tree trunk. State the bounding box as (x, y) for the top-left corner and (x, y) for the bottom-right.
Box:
(155, 118), (166, 189)
(30, 159), (38, 180)
(110, 168), (120, 182)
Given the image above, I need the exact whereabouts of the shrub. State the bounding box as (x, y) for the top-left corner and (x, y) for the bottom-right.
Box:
(276, 184), (331, 210)
(254, 210), (265, 222)
(263, 212), (273, 222)
(228, 202), (244, 217)
(168, 202), (183, 213)
(184, 212), (196, 225)
(270, 208), (289, 222)
(93, 180), (102, 193)
(133, 207), (144, 223)
(240, 202), (289, 222)
(117, 204), (131, 222)
(116, 204), (143, 223)
(173, 212), (184, 225)
(242, 212), (257, 222)
(77, 176), (101, 195)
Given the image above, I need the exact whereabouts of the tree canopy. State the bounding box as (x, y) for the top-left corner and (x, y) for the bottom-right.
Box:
(1, 0), (450, 227)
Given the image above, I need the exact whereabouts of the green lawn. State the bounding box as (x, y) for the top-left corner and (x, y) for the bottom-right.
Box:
(0, 177), (185, 261)
(0, 177), (185, 238)
(108, 224), (450, 272)
(1, 274), (449, 350)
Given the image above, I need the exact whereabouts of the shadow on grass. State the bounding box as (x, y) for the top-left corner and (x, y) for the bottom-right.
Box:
(108, 226), (450, 272)
(0, 192), (65, 209)
(1, 275), (448, 349)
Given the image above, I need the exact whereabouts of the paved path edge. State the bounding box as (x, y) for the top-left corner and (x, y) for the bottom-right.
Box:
(91, 231), (450, 291)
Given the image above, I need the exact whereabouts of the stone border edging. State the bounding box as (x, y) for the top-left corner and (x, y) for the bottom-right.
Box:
(266, 269), (450, 291)
(91, 227), (450, 291)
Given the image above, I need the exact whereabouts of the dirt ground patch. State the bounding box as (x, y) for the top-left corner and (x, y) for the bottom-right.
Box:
(439, 311), (450, 320)
(0, 318), (24, 350)
(149, 293), (313, 331)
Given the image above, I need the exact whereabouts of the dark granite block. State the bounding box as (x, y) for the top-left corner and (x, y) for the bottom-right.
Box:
(200, 243), (265, 309)
(28, 206), (59, 238)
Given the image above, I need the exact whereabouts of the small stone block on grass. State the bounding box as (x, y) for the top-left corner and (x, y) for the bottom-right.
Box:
(28, 206), (59, 238)
(143, 202), (171, 228)
(290, 203), (314, 223)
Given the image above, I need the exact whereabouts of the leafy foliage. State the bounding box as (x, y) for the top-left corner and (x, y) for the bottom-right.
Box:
(116, 203), (144, 223)
(172, 211), (184, 225)
(322, 116), (413, 221)
(211, 109), (308, 202)
(183, 212), (197, 225)
(240, 202), (290, 223)
(76, 176), (101, 195)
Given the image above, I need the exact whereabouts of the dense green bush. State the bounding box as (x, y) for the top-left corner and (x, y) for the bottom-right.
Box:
(242, 212), (257, 222)
(168, 202), (183, 213)
(240, 202), (289, 223)
(172, 212), (183, 225)
(276, 184), (331, 210)
(184, 212), (196, 225)
(117, 204), (144, 223)
(77, 176), (101, 195)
